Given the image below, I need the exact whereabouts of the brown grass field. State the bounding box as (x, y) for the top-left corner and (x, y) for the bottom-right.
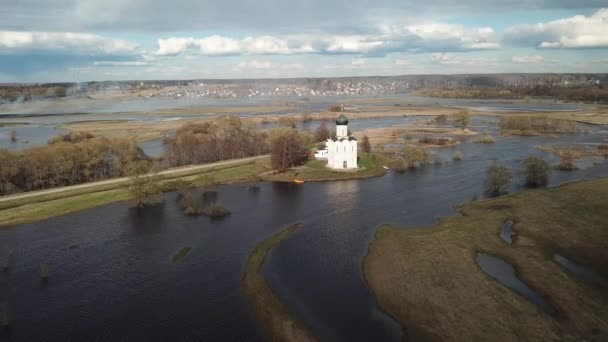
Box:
(364, 177), (608, 341)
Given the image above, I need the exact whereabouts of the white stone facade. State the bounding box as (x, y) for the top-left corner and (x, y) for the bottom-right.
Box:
(326, 115), (357, 169)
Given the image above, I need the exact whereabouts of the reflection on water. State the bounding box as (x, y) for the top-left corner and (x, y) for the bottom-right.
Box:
(476, 253), (555, 314)
(0, 126), (607, 340)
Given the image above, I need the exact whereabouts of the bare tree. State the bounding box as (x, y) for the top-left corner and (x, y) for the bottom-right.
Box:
(127, 160), (164, 208)
(271, 129), (308, 172)
(314, 121), (331, 142)
(361, 135), (371, 153)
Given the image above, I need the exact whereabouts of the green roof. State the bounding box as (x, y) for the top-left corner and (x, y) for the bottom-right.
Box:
(336, 114), (348, 125)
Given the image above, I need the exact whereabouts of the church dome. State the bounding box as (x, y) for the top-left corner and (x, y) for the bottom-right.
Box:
(336, 114), (348, 125)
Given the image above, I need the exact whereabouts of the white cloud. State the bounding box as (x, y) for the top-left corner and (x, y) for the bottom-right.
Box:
(235, 60), (304, 71)
(393, 58), (408, 65)
(510, 55), (553, 64)
(93, 61), (149, 67)
(431, 53), (499, 66)
(155, 22), (499, 58)
(504, 8), (608, 49)
(0, 31), (139, 54)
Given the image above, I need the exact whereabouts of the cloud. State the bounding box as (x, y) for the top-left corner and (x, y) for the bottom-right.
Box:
(0, 31), (139, 55)
(93, 61), (149, 67)
(155, 23), (499, 57)
(504, 8), (608, 49)
(511, 55), (549, 64)
(235, 60), (304, 71)
(431, 53), (498, 66)
(1, 1), (603, 33)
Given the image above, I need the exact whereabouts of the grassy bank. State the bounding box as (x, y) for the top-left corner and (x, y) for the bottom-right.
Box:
(262, 152), (388, 182)
(0, 158), (270, 227)
(364, 178), (608, 341)
(242, 224), (317, 342)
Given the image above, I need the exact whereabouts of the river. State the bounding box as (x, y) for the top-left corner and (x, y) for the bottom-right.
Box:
(0, 121), (607, 341)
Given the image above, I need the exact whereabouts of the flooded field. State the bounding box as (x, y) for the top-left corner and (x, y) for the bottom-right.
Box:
(1, 120), (607, 340)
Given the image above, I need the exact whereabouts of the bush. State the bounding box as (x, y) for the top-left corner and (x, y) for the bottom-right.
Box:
(522, 156), (551, 187)
(474, 134), (495, 144)
(453, 150), (463, 161)
(392, 157), (408, 173)
(485, 164), (512, 195)
(433, 114), (448, 124)
(179, 189), (203, 216)
(452, 110), (471, 130)
(499, 116), (577, 134)
(203, 202), (231, 218)
(403, 145), (429, 169)
(420, 136), (452, 145)
(361, 135), (371, 153)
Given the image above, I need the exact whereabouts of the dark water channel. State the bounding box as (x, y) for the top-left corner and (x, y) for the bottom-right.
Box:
(0, 125), (607, 340)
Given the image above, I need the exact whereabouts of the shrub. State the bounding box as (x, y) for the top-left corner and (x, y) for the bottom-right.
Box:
(522, 156), (551, 187)
(433, 114), (448, 124)
(485, 164), (512, 194)
(499, 116), (577, 134)
(403, 145), (429, 169)
(392, 157), (408, 173)
(179, 189), (203, 216)
(361, 135), (371, 153)
(474, 134), (495, 144)
(203, 202), (231, 218)
(453, 150), (463, 161)
(452, 110), (471, 130)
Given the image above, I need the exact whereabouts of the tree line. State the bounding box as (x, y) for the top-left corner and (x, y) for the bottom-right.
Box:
(0, 134), (144, 195)
(163, 117), (269, 167)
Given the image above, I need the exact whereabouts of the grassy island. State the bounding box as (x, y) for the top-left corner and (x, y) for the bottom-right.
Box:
(262, 152), (388, 182)
(242, 224), (317, 342)
(364, 178), (608, 341)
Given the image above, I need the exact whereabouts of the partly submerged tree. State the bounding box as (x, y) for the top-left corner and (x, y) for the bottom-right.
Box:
(522, 156), (551, 187)
(127, 160), (164, 208)
(485, 164), (512, 195)
(452, 110), (471, 130)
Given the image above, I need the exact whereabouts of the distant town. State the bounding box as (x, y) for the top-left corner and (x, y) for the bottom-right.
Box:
(1, 73), (607, 104)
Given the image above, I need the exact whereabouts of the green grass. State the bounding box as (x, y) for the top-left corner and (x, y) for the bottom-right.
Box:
(364, 177), (608, 341)
(242, 224), (317, 342)
(172, 247), (192, 263)
(0, 158), (271, 227)
(263, 152), (388, 182)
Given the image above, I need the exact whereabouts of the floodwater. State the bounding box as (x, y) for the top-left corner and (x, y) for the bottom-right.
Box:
(1, 124), (607, 340)
(553, 254), (608, 288)
(475, 253), (555, 314)
(0, 94), (594, 153)
(500, 220), (515, 244)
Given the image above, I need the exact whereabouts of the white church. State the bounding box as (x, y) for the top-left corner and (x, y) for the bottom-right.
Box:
(314, 114), (358, 169)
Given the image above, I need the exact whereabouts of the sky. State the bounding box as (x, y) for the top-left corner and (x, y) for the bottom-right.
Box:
(0, 0), (607, 82)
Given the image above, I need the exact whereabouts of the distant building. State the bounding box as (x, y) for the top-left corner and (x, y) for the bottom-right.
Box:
(325, 114), (358, 169)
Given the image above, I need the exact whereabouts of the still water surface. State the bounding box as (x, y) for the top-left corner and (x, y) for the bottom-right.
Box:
(1, 126), (607, 341)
